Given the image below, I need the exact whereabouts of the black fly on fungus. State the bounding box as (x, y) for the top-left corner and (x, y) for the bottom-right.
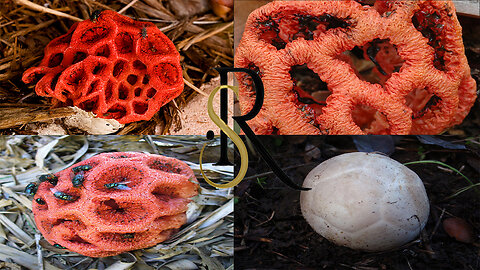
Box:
(35, 198), (46, 205)
(104, 182), (131, 190)
(39, 174), (58, 186)
(72, 172), (85, 188)
(72, 165), (92, 173)
(25, 183), (38, 196)
(53, 191), (76, 201)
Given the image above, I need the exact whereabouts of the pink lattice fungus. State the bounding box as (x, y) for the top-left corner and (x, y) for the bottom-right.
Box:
(32, 152), (198, 257)
(235, 1), (476, 134)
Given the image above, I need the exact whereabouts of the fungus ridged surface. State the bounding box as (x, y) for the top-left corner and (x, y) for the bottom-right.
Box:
(31, 152), (198, 257)
(22, 10), (183, 124)
(235, 0), (476, 135)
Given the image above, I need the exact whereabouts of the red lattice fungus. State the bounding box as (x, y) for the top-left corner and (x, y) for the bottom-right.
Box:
(235, 0), (477, 134)
(32, 152), (198, 257)
(22, 11), (183, 124)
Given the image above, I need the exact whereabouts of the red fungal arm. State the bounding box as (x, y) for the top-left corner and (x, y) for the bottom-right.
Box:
(22, 11), (183, 124)
(32, 152), (198, 257)
(235, 0), (476, 135)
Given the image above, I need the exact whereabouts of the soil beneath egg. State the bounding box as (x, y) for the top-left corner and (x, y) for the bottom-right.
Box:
(234, 136), (480, 269)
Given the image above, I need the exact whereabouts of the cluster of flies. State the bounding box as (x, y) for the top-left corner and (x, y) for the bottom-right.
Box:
(24, 164), (134, 249)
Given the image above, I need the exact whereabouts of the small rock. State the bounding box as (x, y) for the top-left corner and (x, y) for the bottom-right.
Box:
(64, 107), (123, 134)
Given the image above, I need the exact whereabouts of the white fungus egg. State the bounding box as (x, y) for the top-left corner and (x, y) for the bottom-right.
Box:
(300, 152), (430, 251)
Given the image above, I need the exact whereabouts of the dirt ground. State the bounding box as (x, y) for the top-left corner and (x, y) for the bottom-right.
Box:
(234, 135), (480, 269)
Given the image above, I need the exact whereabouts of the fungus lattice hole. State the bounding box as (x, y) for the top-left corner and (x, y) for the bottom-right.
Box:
(113, 60), (127, 78)
(290, 64), (328, 103)
(295, 13), (351, 38)
(341, 48), (378, 84)
(106, 104), (127, 119)
(373, 1), (397, 17)
(92, 63), (106, 75)
(153, 63), (179, 85)
(81, 27), (109, 44)
(354, 0), (375, 6)
(100, 232), (137, 243)
(95, 45), (111, 58)
(66, 235), (94, 248)
(52, 217), (86, 230)
(152, 186), (178, 199)
(146, 88), (156, 98)
(133, 60), (147, 71)
(134, 88), (142, 97)
(118, 84), (129, 100)
(27, 71), (46, 85)
(352, 104), (390, 133)
(51, 219), (66, 227)
(65, 68), (85, 86)
(127, 75), (138, 85)
(256, 13), (351, 49)
(50, 73), (61, 90)
(412, 7), (448, 71)
(140, 34), (170, 55)
(133, 102), (148, 114)
(105, 80), (114, 102)
(405, 88), (441, 119)
(271, 127), (280, 135)
(65, 98), (74, 106)
(364, 39), (403, 81)
(72, 52), (87, 64)
(96, 199), (147, 224)
(48, 53), (63, 68)
(290, 64), (327, 121)
(142, 75), (150, 85)
(115, 32), (134, 54)
(154, 216), (166, 222)
(79, 96), (99, 111)
(342, 39), (403, 85)
(87, 80), (99, 95)
(256, 16), (286, 50)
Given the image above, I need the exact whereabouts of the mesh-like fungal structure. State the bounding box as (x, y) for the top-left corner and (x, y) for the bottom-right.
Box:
(22, 11), (183, 124)
(235, 0), (476, 135)
(31, 152), (198, 257)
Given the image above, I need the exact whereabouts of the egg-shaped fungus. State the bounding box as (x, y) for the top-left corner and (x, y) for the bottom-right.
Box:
(300, 152), (429, 251)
